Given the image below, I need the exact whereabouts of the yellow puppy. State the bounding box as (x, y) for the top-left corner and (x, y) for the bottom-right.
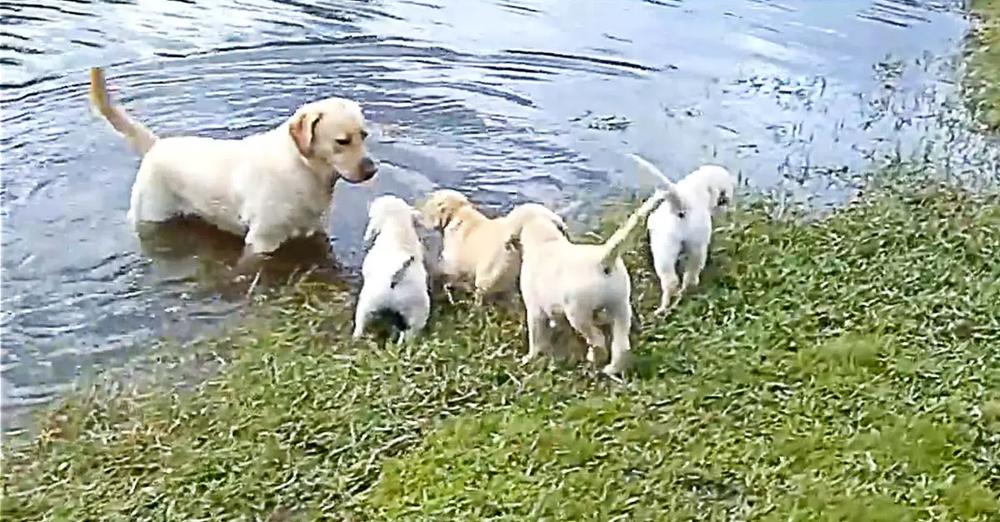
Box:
(421, 190), (564, 301)
(514, 190), (668, 376)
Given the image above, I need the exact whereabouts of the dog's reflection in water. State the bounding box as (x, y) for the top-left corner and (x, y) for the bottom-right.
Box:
(137, 217), (349, 298)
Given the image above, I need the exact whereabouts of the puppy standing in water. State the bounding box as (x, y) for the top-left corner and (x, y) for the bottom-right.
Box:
(353, 196), (430, 342)
(89, 67), (378, 256)
(632, 155), (735, 314)
(514, 178), (670, 376)
(421, 190), (565, 301)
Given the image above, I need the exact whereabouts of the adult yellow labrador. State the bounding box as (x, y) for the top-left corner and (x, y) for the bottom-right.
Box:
(89, 67), (378, 255)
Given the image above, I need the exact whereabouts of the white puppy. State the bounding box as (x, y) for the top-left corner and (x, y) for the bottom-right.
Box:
(353, 196), (430, 342)
(514, 189), (668, 376)
(89, 67), (378, 255)
(633, 156), (735, 314)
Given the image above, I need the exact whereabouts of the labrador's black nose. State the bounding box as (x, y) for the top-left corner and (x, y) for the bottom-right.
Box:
(360, 157), (378, 180)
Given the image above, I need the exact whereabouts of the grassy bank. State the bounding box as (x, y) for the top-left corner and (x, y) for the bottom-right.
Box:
(3, 175), (999, 520)
(968, 0), (1000, 129)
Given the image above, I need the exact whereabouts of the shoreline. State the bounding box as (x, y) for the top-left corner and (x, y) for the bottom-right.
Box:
(4, 3), (1000, 518)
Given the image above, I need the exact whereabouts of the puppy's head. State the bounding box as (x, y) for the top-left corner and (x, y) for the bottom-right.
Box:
(508, 203), (566, 247)
(288, 98), (377, 184)
(364, 195), (421, 251)
(420, 189), (470, 230)
(507, 203), (566, 234)
(693, 165), (736, 212)
(368, 195), (420, 229)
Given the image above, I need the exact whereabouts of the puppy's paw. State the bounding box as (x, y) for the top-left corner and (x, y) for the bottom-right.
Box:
(586, 346), (597, 364)
(519, 354), (536, 366)
(656, 297), (682, 316)
(601, 365), (626, 382)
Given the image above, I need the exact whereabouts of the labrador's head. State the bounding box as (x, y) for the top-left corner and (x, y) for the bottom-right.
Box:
(288, 98), (377, 184)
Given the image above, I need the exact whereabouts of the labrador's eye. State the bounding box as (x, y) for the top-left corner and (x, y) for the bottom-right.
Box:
(360, 130), (369, 140)
(335, 137), (352, 146)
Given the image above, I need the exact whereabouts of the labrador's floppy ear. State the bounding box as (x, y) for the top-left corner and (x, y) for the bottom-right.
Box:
(289, 111), (323, 157)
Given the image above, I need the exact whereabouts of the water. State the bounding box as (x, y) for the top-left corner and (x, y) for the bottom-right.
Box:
(1, 0), (995, 430)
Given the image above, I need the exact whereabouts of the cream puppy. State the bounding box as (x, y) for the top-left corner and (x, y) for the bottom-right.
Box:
(353, 196), (430, 342)
(633, 156), (735, 314)
(89, 67), (378, 255)
(421, 190), (565, 301)
(514, 189), (669, 376)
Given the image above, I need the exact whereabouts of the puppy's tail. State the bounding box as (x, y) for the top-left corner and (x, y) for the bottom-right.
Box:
(598, 189), (667, 271)
(89, 67), (158, 157)
(629, 154), (686, 216)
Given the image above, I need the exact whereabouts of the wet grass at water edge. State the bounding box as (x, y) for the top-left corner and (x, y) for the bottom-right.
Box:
(2, 169), (999, 520)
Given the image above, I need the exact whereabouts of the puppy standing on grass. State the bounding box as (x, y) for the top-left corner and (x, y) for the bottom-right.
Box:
(88, 67), (378, 256)
(421, 190), (565, 301)
(632, 155), (735, 314)
(353, 196), (430, 342)
(514, 180), (671, 376)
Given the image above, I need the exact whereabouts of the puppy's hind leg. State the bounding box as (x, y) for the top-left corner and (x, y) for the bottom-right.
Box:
(604, 306), (633, 377)
(651, 239), (682, 315)
(521, 308), (551, 366)
(352, 289), (376, 340)
(565, 305), (606, 366)
(679, 242), (708, 296)
(474, 253), (515, 305)
(654, 265), (680, 316)
(398, 295), (430, 344)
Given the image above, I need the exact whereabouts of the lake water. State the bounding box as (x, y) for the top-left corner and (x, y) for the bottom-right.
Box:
(1, 0), (996, 431)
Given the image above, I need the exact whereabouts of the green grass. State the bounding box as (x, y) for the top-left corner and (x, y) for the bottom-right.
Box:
(968, 0), (1000, 129)
(3, 177), (999, 521)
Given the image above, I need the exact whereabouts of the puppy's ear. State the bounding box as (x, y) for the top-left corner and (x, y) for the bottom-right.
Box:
(289, 111), (323, 157)
(552, 214), (567, 234)
(362, 220), (380, 252)
(411, 208), (427, 229)
(426, 202), (452, 230)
